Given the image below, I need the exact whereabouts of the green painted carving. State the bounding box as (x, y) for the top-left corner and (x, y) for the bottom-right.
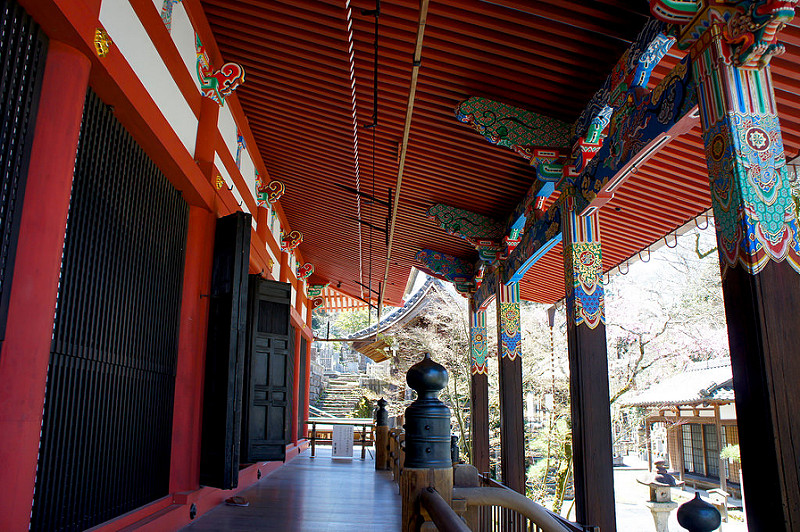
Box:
(426, 204), (505, 246)
(455, 97), (571, 156)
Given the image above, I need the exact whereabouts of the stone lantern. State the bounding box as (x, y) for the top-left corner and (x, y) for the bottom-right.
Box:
(638, 459), (683, 532)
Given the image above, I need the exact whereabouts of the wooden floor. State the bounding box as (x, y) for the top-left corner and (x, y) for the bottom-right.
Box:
(181, 447), (401, 531)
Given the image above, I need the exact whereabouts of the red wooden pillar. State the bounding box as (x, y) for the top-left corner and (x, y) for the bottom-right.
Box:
(0, 42), (90, 530)
(168, 72), (221, 494)
(194, 95), (220, 182)
(169, 206), (216, 493)
(291, 326), (303, 445)
(495, 276), (525, 493)
(303, 303), (313, 438)
(256, 205), (269, 243)
(469, 300), (490, 474)
(561, 198), (615, 532)
(687, 13), (800, 529)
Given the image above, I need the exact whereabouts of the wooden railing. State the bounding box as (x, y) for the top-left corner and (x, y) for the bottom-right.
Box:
(447, 474), (596, 532)
(306, 417), (374, 459)
(421, 488), (471, 532)
(386, 419), (594, 532)
(388, 426), (405, 482)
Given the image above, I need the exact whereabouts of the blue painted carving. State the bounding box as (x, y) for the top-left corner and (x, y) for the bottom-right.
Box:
(414, 249), (474, 295)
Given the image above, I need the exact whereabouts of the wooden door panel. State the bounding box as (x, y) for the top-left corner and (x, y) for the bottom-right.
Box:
(242, 277), (293, 462)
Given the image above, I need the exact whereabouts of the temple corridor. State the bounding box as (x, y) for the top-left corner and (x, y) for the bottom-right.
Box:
(182, 447), (401, 532)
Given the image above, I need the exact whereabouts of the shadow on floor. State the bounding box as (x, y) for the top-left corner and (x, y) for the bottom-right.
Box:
(181, 446), (401, 532)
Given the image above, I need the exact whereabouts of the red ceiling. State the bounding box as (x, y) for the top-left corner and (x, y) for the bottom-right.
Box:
(200, 0), (800, 306)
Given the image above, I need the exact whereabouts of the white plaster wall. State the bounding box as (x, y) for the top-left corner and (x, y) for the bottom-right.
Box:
(170, 2), (201, 90)
(240, 149), (256, 204)
(271, 254), (281, 279)
(99, 0), (197, 155)
(214, 153), (233, 189)
(266, 248), (278, 274)
(217, 105), (238, 164)
(272, 216), (282, 243)
(719, 404), (737, 420)
(291, 287), (297, 307)
(300, 301), (307, 320)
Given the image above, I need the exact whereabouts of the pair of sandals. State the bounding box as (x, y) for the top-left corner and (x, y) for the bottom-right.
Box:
(225, 496), (250, 507)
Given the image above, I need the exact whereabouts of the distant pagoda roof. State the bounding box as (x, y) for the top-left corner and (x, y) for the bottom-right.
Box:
(346, 276), (444, 362)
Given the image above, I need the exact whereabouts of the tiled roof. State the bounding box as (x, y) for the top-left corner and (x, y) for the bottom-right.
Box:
(619, 359), (734, 407)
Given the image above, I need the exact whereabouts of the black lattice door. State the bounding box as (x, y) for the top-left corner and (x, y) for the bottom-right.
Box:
(32, 90), (188, 531)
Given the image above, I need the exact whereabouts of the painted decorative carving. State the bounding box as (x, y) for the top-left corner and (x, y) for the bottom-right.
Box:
(311, 297), (324, 310)
(472, 266), (498, 312)
(280, 230), (303, 252)
(307, 283), (330, 298)
(563, 198), (605, 329)
(414, 249), (474, 295)
(255, 171), (285, 207)
(572, 20), (675, 172)
(426, 204), (505, 246)
(504, 205), (562, 285)
(455, 96), (571, 154)
(578, 54), (698, 209)
(649, 0), (699, 23)
(651, 0), (797, 68)
(160, 0), (182, 33)
(691, 19), (800, 276)
(297, 262), (314, 280)
(94, 28), (112, 58)
(215, 175), (224, 190)
(474, 261), (486, 288)
(235, 130), (246, 169)
(469, 309), (488, 375)
(498, 283), (522, 360)
(195, 33), (245, 105)
(724, 1), (796, 68)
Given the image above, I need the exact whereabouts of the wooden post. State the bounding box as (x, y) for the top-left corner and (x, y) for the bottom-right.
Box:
(376, 426), (390, 470)
(561, 198), (616, 532)
(676, 414), (685, 483)
(453, 464), (480, 531)
(361, 423), (368, 460)
(376, 398), (390, 470)
(714, 405), (727, 493)
(646, 421), (652, 472)
(401, 468), (453, 532)
(0, 42), (90, 530)
(468, 301), (490, 474)
(310, 422), (317, 457)
(495, 278), (525, 493)
(401, 354), (455, 530)
(689, 14), (800, 529)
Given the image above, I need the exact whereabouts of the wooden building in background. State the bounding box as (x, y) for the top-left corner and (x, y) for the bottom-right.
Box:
(622, 359), (741, 498)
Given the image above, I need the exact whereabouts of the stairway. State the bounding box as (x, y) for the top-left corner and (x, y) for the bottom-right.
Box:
(313, 374), (368, 418)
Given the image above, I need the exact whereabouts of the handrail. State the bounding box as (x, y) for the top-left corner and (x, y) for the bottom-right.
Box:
(306, 417), (374, 424)
(305, 419), (374, 459)
(478, 475), (588, 532)
(453, 487), (575, 532)
(420, 488), (471, 532)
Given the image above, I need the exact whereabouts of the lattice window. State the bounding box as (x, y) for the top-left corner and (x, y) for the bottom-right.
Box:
(703, 424), (719, 478)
